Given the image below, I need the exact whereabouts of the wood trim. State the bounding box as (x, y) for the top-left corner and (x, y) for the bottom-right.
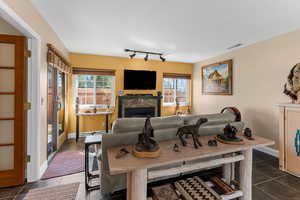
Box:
(163, 73), (191, 79)
(47, 43), (71, 73)
(0, 66), (14, 69)
(72, 68), (115, 76)
(0, 118), (14, 120)
(0, 34), (26, 187)
(201, 59), (233, 95)
(0, 92), (15, 95)
(0, 143), (14, 146)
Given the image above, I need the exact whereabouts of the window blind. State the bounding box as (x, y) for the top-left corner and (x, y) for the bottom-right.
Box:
(163, 73), (191, 79)
(72, 68), (115, 76)
(47, 43), (72, 73)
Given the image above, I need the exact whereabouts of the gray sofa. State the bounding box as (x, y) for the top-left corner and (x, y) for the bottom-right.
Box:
(101, 113), (244, 194)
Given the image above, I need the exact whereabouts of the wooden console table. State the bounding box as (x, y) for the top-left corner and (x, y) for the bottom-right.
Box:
(107, 134), (274, 200)
(76, 111), (112, 142)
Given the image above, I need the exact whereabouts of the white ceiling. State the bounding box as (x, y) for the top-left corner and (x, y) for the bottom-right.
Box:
(31, 0), (300, 63)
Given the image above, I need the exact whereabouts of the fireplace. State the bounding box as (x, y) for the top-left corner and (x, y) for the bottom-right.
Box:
(118, 94), (162, 118)
(125, 107), (155, 118)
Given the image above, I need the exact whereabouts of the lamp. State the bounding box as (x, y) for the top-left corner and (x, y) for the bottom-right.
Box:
(160, 55), (166, 62)
(144, 54), (149, 61)
(129, 52), (136, 59)
(125, 49), (166, 62)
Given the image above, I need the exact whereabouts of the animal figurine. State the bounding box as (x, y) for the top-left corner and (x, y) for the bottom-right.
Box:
(176, 118), (208, 149)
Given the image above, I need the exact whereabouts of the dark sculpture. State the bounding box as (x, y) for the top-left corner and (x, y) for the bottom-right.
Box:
(244, 127), (254, 140)
(224, 123), (238, 139)
(176, 118), (208, 149)
(216, 123), (243, 143)
(173, 144), (180, 152)
(134, 116), (160, 154)
(208, 140), (218, 147)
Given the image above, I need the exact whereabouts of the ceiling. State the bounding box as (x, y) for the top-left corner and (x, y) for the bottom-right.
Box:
(31, 0), (300, 63)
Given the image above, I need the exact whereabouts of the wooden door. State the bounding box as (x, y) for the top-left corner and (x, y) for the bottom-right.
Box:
(0, 35), (26, 187)
(285, 107), (300, 177)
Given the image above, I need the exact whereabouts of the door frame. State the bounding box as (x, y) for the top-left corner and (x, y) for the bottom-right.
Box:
(0, 1), (42, 182)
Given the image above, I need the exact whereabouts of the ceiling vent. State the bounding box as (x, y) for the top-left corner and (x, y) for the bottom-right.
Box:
(227, 43), (243, 50)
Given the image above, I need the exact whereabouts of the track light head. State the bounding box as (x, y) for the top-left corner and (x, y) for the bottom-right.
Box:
(144, 54), (149, 61)
(129, 52), (136, 59)
(160, 55), (166, 62)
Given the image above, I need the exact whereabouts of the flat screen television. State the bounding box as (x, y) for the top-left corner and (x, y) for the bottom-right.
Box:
(124, 69), (156, 90)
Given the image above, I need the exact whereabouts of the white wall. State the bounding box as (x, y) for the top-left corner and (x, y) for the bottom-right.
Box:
(193, 28), (300, 149)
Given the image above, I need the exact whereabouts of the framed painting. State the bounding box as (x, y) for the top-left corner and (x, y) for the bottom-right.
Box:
(201, 59), (233, 95)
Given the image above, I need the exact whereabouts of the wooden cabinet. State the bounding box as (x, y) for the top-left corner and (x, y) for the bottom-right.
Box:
(279, 104), (300, 177)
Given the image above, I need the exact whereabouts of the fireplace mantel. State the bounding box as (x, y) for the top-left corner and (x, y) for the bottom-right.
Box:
(118, 94), (162, 118)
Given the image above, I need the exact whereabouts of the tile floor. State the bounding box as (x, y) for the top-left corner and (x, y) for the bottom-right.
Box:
(1, 138), (300, 200)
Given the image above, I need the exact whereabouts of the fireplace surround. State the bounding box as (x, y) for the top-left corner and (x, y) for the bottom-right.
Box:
(118, 94), (162, 118)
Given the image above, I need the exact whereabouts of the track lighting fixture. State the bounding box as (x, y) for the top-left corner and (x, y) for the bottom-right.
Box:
(129, 52), (136, 59)
(125, 49), (166, 62)
(160, 55), (166, 62)
(144, 54), (149, 61)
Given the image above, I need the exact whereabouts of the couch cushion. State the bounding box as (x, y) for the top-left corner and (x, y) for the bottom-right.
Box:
(112, 115), (183, 134)
(182, 113), (236, 125)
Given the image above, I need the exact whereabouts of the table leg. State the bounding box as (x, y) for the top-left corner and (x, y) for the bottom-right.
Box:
(85, 143), (89, 190)
(105, 114), (109, 133)
(76, 115), (80, 142)
(223, 154), (232, 183)
(127, 169), (147, 200)
(239, 148), (252, 200)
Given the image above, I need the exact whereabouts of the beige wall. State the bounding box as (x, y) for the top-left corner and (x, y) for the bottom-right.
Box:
(193, 29), (300, 149)
(0, 17), (22, 35)
(3, 0), (69, 165)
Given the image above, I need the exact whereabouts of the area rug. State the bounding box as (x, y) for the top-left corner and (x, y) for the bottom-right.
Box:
(42, 151), (85, 180)
(24, 182), (80, 200)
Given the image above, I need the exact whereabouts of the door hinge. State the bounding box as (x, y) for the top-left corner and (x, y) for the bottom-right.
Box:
(24, 102), (31, 110)
(25, 50), (31, 58)
(26, 155), (31, 163)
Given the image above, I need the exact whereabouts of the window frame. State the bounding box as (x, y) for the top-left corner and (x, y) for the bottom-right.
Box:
(74, 74), (115, 109)
(163, 78), (190, 107)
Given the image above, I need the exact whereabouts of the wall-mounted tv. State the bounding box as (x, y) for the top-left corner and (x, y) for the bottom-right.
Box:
(124, 69), (156, 90)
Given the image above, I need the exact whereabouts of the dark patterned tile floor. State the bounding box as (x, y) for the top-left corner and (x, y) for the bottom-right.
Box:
(1, 139), (300, 200)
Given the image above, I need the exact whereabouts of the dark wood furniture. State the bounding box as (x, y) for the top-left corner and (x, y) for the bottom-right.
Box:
(84, 135), (102, 190)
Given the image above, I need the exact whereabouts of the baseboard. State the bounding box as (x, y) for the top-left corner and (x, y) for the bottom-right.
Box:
(255, 146), (279, 158)
(39, 160), (48, 178)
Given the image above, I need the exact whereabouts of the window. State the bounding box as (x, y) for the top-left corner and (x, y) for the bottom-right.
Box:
(75, 74), (115, 108)
(57, 71), (65, 135)
(163, 76), (190, 106)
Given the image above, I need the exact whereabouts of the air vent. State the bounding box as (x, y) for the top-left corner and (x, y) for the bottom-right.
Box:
(227, 43), (243, 50)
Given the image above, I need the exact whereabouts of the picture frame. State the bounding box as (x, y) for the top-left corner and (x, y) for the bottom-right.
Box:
(201, 59), (233, 95)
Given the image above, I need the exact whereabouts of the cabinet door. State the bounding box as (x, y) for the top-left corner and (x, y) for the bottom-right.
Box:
(285, 108), (300, 177)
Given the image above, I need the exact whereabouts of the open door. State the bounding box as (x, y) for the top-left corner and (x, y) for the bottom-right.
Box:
(0, 35), (27, 187)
